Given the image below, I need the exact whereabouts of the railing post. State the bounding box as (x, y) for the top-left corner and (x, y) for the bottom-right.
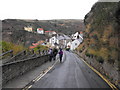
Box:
(43, 50), (45, 55)
(32, 49), (34, 54)
(24, 50), (26, 55)
(10, 50), (13, 57)
(38, 50), (40, 54)
(44, 50), (46, 55)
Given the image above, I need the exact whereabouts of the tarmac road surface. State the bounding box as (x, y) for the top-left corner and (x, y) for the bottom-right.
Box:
(30, 51), (110, 88)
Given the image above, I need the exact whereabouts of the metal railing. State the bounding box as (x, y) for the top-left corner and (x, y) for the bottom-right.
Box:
(2, 49), (49, 64)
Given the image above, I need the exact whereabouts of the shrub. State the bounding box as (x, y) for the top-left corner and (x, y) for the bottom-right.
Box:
(96, 56), (104, 64)
(33, 45), (48, 53)
(85, 52), (91, 57)
(1, 41), (26, 55)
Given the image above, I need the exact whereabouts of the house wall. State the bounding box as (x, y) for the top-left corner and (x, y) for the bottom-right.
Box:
(24, 27), (33, 32)
(49, 36), (59, 47)
(37, 30), (44, 34)
(71, 40), (80, 50)
(72, 32), (83, 40)
(72, 32), (79, 40)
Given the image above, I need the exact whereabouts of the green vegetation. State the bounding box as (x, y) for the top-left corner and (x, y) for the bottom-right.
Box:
(33, 45), (48, 54)
(0, 41), (49, 59)
(1, 41), (26, 55)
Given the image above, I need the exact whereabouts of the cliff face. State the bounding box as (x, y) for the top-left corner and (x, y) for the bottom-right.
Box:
(83, 2), (119, 64)
(77, 2), (120, 87)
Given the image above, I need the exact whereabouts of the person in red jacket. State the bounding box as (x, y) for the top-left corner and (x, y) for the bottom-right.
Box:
(59, 48), (63, 63)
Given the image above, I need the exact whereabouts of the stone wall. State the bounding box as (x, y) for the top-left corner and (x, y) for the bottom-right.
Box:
(2, 55), (49, 85)
(76, 52), (120, 88)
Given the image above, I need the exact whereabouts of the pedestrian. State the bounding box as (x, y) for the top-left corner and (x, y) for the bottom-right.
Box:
(59, 48), (63, 63)
(48, 48), (53, 62)
(53, 48), (58, 60)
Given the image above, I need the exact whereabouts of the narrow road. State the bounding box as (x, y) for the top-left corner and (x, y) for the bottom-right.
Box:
(31, 51), (110, 88)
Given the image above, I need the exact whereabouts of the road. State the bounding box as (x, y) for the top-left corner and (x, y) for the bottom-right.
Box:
(30, 51), (110, 88)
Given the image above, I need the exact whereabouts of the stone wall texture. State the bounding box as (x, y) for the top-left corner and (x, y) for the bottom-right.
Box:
(2, 55), (49, 85)
(76, 52), (120, 88)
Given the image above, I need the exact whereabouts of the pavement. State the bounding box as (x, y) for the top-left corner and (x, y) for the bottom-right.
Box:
(3, 54), (59, 88)
(29, 51), (111, 88)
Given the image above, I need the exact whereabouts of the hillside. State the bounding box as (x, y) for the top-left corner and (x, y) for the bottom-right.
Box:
(77, 2), (120, 88)
(2, 19), (84, 47)
(2, 20), (49, 47)
(2, 19), (84, 35)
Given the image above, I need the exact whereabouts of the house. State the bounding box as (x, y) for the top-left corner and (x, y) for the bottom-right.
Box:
(67, 32), (83, 50)
(49, 35), (59, 48)
(24, 26), (33, 32)
(57, 34), (71, 48)
(37, 28), (44, 34)
(72, 32), (83, 40)
(69, 38), (83, 50)
(49, 34), (71, 49)
(45, 31), (56, 36)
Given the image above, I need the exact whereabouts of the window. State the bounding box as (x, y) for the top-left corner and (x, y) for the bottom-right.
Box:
(75, 43), (77, 46)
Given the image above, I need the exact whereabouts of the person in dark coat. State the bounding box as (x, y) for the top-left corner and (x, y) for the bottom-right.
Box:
(59, 48), (63, 63)
(53, 48), (58, 60)
(48, 48), (53, 62)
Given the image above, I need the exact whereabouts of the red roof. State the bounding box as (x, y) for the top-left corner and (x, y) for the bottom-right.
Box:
(29, 45), (37, 49)
(45, 31), (54, 32)
(37, 28), (44, 31)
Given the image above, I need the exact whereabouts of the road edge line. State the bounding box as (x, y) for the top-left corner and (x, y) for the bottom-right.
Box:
(22, 60), (58, 90)
(76, 54), (118, 90)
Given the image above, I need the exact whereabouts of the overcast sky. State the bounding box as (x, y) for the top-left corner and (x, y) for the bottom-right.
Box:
(0, 0), (98, 20)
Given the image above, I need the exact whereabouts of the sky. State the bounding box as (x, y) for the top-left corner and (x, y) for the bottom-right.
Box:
(0, 0), (98, 20)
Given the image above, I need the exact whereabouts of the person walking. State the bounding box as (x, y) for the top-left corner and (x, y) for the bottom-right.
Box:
(48, 48), (53, 62)
(53, 48), (58, 60)
(59, 48), (63, 63)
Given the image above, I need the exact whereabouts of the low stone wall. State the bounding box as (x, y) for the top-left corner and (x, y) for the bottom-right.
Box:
(2, 55), (49, 85)
(76, 52), (120, 88)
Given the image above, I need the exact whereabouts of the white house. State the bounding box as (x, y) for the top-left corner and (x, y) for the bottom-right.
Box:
(49, 35), (59, 48)
(57, 34), (71, 48)
(70, 38), (83, 50)
(72, 32), (83, 40)
(49, 34), (71, 48)
(37, 28), (44, 34)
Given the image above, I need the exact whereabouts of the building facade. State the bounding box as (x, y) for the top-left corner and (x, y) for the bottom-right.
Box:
(24, 26), (33, 32)
(37, 28), (44, 34)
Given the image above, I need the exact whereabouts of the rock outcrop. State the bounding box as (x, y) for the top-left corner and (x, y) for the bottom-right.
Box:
(77, 2), (120, 88)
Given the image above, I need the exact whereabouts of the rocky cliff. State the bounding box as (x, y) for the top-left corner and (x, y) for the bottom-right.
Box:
(77, 2), (120, 88)
(84, 2), (119, 64)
